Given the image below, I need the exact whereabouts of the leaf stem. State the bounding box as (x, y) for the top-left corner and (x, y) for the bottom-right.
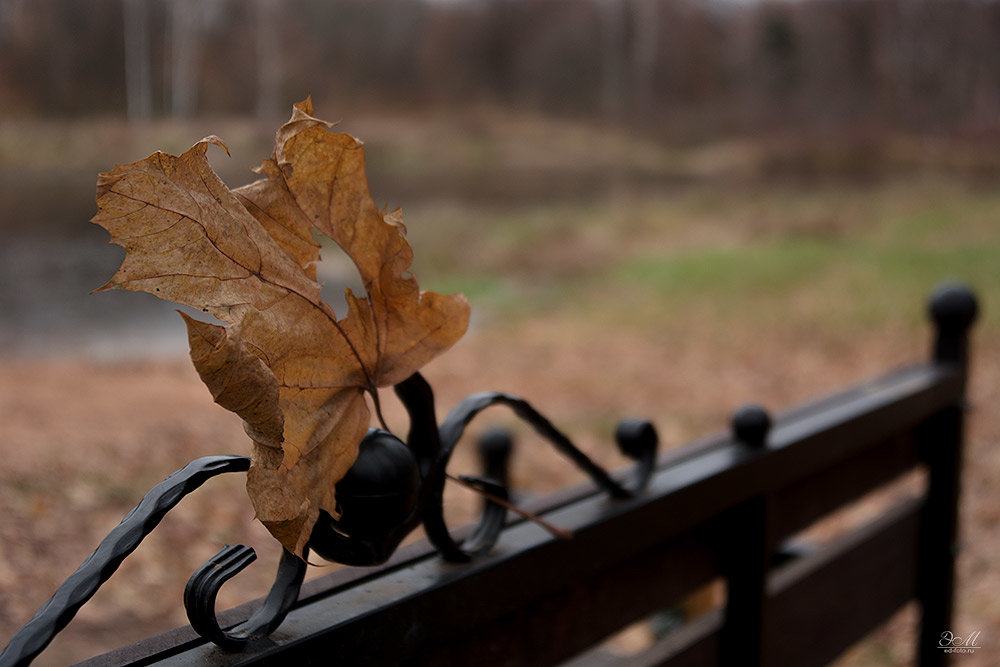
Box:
(370, 389), (390, 432)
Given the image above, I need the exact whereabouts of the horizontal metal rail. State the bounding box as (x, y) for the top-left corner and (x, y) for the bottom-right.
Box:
(45, 283), (978, 666)
(78, 359), (964, 667)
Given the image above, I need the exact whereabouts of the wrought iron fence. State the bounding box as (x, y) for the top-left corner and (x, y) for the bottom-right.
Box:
(0, 284), (978, 667)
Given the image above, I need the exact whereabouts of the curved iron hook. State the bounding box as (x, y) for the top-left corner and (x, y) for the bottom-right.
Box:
(0, 455), (250, 667)
(184, 545), (308, 651)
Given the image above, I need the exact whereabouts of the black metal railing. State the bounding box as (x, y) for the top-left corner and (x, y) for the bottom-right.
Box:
(1, 348), (661, 667)
(0, 284), (978, 667)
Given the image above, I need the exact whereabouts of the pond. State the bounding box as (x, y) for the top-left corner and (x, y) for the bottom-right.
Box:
(0, 230), (195, 359)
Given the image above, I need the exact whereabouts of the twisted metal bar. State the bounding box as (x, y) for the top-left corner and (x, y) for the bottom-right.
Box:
(0, 455), (250, 667)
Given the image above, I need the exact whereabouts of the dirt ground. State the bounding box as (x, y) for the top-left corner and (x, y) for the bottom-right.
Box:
(0, 316), (996, 665)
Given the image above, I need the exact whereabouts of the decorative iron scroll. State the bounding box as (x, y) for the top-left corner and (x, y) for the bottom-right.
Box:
(0, 375), (657, 665)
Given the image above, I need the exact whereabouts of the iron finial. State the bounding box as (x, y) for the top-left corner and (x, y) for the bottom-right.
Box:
(929, 283), (979, 366)
(732, 404), (772, 448)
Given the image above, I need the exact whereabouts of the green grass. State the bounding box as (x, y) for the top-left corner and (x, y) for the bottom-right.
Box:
(613, 239), (837, 297)
(404, 179), (999, 337)
(611, 237), (995, 325)
(425, 272), (514, 307)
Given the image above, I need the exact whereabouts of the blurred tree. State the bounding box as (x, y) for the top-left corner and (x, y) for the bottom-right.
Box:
(0, 0), (998, 140)
(595, 0), (626, 118)
(631, 0), (659, 122)
(760, 5), (800, 96)
(168, 0), (201, 117)
(254, 0), (281, 119)
(123, 0), (153, 119)
(482, 0), (518, 106)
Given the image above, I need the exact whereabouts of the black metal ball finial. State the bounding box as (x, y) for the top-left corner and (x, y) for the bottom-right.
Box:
(930, 283), (979, 332)
(308, 428), (422, 566)
(929, 283), (979, 365)
(615, 418), (658, 459)
(330, 429), (421, 537)
(732, 404), (772, 448)
(614, 418), (659, 494)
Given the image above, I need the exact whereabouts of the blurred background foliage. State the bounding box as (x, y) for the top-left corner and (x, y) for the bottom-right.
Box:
(3, 0), (1000, 355)
(4, 0), (1000, 134)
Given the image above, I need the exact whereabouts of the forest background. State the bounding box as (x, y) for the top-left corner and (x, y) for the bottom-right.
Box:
(1, 0), (999, 664)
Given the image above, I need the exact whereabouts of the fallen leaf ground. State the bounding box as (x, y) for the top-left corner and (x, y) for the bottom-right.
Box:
(0, 114), (997, 664)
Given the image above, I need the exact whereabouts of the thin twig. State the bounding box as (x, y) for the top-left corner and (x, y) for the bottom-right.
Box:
(445, 473), (573, 541)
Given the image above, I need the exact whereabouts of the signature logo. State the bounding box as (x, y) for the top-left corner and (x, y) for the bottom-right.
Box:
(939, 630), (981, 654)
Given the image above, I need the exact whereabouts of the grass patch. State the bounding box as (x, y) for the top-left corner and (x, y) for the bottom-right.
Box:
(402, 180), (1000, 335)
(613, 239), (838, 298)
(609, 237), (996, 332)
(425, 272), (514, 307)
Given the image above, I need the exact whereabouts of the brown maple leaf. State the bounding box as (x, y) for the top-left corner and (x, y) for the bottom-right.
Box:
(92, 99), (470, 555)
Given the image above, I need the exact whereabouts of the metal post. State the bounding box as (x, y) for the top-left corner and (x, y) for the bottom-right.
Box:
(721, 406), (774, 667)
(918, 284), (978, 666)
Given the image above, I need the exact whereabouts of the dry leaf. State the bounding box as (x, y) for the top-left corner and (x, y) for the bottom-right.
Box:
(92, 98), (469, 555)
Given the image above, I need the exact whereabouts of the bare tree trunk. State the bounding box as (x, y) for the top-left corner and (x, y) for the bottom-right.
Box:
(123, 0), (152, 120)
(595, 0), (626, 121)
(255, 0), (282, 119)
(631, 0), (659, 124)
(170, 0), (199, 118)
